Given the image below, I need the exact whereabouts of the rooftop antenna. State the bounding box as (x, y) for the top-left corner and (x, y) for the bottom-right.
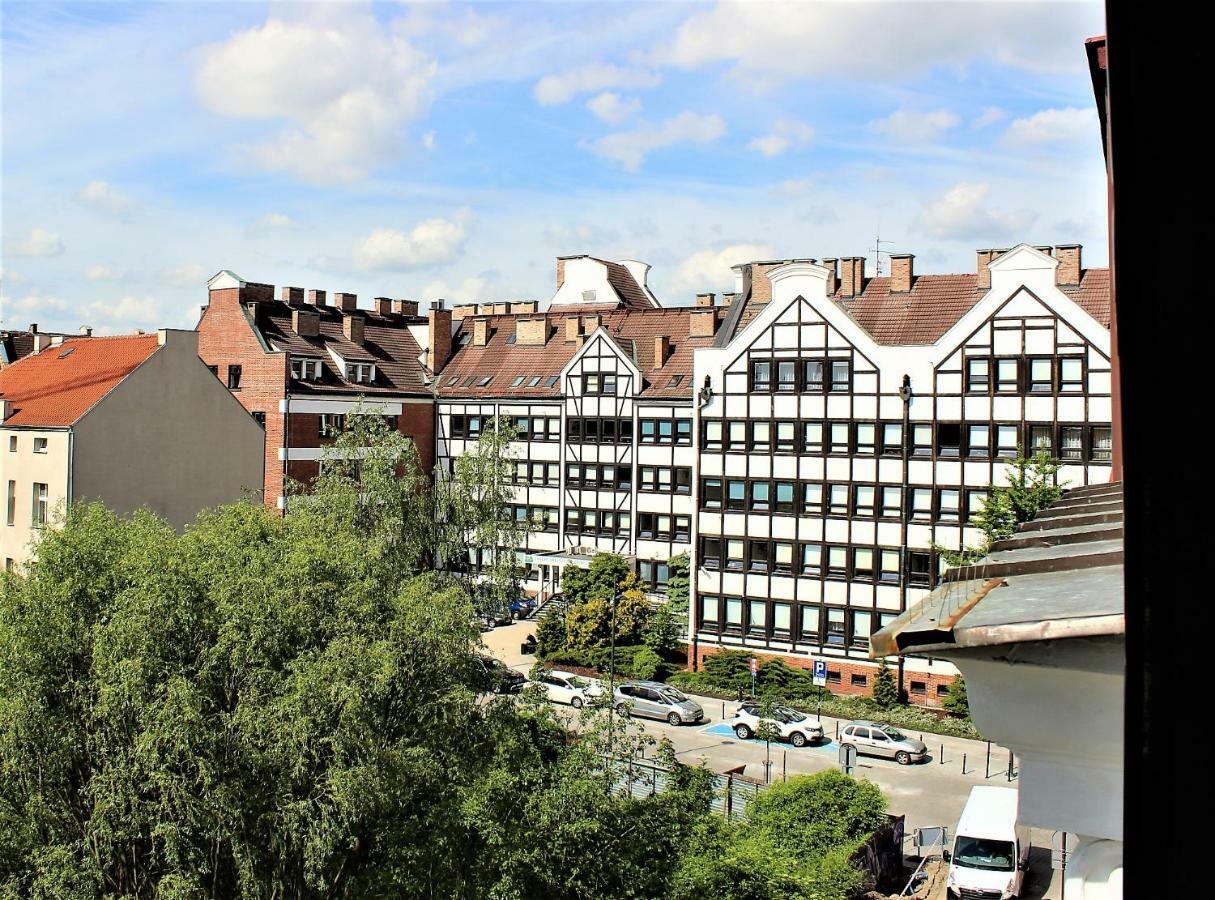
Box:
(871, 232), (894, 277)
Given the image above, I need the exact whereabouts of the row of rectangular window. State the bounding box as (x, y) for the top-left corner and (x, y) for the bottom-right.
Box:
(7, 435), (49, 453)
(512, 462), (693, 493)
(965, 355), (1085, 395)
(566, 417), (634, 444)
(749, 357), (852, 394)
(699, 595), (898, 649)
(5, 480), (49, 527)
(564, 508), (631, 537)
(318, 413), (398, 438)
(508, 505), (557, 531)
(701, 477), (989, 524)
(699, 537), (935, 586)
(636, 559), (671, 593)
(508, 416), (562, 442)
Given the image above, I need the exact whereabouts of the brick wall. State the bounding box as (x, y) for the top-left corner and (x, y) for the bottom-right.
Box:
(686, 643), (957, 709)
(196, 288), (286, 508)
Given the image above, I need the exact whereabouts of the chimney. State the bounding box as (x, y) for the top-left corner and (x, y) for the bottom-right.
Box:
(582, 314), (601, 333)
(491, 302), (508, 315)
(556, 258), (567, 290)
(79, 325), (93, 337)
(0, 399), (10, 423)
(394, 300), (419, 317)
(428, 306), (453, 373)
(293, 306), (320, 338)
(1055, 244), (1082, 286)
(890, 254), (914, 293)
(516, 316), (549, 346)
(374, 297), (393, 314)
(721, 292), (736, 307)
(308, 289), (327, 307)
(565, 315), (582, 342)
(839, 257), (866, 298)
(343, 312), (365, 345)
(749, 264), (775, 302)
(513, 300), (538, 314)
(472, 317), (490, 347)
(452, 304), (473, 321)
(695, 292), (716, 307)
(653, 335), (670, 368)
(690, 308), (717, 338)
(821, 258), (839, 294)
(334, 292), (357, 312)
(282, 286), (305, 305)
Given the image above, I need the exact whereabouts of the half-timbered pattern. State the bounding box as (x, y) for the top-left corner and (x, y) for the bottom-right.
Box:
(689, 244), (1112, 703)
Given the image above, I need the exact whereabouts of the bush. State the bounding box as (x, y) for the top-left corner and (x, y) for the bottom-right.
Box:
(942, 675), (970, 718)
(871, 658), (898, 709)
(630, 647), (664, 681)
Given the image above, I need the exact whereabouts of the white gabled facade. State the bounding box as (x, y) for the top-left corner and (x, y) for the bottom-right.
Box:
(688, 245), (1112, 700)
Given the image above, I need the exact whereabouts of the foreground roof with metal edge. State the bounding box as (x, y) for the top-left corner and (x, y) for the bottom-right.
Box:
(869, 480), (1124, 658)
(0, 333), (162, 427)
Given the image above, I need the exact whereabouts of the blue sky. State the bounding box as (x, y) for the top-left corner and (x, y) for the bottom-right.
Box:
(2, 1), (1108, 335)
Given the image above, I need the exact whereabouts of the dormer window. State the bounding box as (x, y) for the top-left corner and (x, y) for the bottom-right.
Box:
(346, 362), (375, 383)
(291, 357), (323, 381)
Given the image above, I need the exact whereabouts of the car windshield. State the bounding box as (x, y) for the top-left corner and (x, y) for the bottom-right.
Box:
(776, 707), (804, 723)
(660, 688), (688, 703)
(881, 727), (905, 741)
(953, 837), (1015, 872)
(569, 676), (589, 689)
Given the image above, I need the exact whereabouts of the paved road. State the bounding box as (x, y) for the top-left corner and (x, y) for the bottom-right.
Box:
(481, 617), (1063, 898)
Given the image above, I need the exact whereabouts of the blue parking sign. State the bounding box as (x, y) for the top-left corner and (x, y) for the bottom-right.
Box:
(813, 660), (827, 679)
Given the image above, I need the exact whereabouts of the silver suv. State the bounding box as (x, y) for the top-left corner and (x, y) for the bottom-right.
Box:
(839, 721), (927, 765)
(613, 681), (704, 725)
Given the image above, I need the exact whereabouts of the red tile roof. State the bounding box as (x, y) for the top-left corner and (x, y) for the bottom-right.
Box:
(254, 302), (431, 395)
(437, 307), (726, 400)
(602, 261), (657, 310)
(0, 334), (160, 427)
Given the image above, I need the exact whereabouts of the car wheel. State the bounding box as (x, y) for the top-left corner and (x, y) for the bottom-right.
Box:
(667, 712), (682, 726)
(733, 724), (752, 740)
(895, 750), (912, 766)
(571, 696), (584, 709)
(790, 731), (807, 748)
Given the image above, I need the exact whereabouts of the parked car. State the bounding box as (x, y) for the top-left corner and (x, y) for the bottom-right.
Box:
(731, 702), (825, 747)
(473, 654), (525, 695)
(839, 721), (928, 765)
(509, 594), (537, 620)
(535, 670), (603, 708)
(613, 681), (704, 725)
(946, 786), (1030, 899)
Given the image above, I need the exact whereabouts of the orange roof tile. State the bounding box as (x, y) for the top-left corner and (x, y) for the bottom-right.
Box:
(0, 334), (160, 427)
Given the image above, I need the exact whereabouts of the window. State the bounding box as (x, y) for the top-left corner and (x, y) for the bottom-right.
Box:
(291, 357), (322, 381)
(800, 543), (822, 577)
(879, 550), (900, 584)
(227, 365), (242, 389)
(701, 478), (723, 509)
(1029, 424), (1053, 456)
(881, 423), (903, 457)
(826, 546), (848, 578)
(1091, 426), (1113, 462)
(852, 548), (875, 581)
(544, 375), (559, 388)
(801, 482), (823, 515)
(966, 424), (990, 458)
(667, 375), (684, 388)
(1060, 425), (1084, 461)
(776, 359), (797, 392)
(528, 375), (543, 387)
(937, 423), (961, 458)
(319, 414), (346, 437)
(852, 423), (876, 456)
(851, 673), (869, 687)
(908, 550), (934, 588)
(33, 437), (48, 454)
(802, 359), (824, 392)
(851, 611), (873, 649)
(673, 515), (690, 542)
(853, 485), (875, 517)
(639, 420), (656, 444)
(6, 481), (14, 526)
(726, 480), (746, 511)
(703, 420), (723, 450)
(910, 488), (933, 522)
(775, 421), (797, 452)
(911, 424), (933, 457)
(31, 483), (49, 526)
(1059, 357), (1084, 392)
(726, 420), (747, 450)
(659, 420), (674, 444)
(829, 359), (851, 392)
(700, 537), (723, 569)
(995, 424), (1019, 457)
(206, 365), (219, 379)
(774, 481), (795, 514)
(967, 490), (988, 523)
(995, 358), (1020, 393)
(966, 357), (990, 393)
(802, 422), (824, 454)
(937, 489), (961, 523)
(826, 608), (846, 645)
(879, 486), (901, 519)
(749, 420), (771, 452)
(772, 603), (791, 634)
(751, 359), (772, 392)
(828, 422), (850, 454)
(749, 481), (770, 512)
(676, 420), (692, 445)
(799, 605), (819, 641)
(910, 681), (927, 696)
(1028, 357), (1054, 393)
(748, 540), (770, 572)
(474, 374), (491, 387)
(510, 375), (526, 388)
(774, 542), (794, 573)
(346, 363), (375, 384)
(827, 483), (849, 516)
(700, 594), (720, 625)
(725, 597), (744, 629)
(251, 411), (266, 427)
(748, 600), (767, 634)
(726, 540), (745, 570)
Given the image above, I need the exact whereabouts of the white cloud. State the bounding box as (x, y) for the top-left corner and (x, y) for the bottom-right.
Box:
(916, 182), (1036, 242)
(194, 11), (437, 183)
(85, 264), (124, 282)
(420, 276), (491, 305)
(971, 106), (1008, 129)
(870, 109), (960, 143)
(534, 63), (661, 105)
(586, 92), (641, 125)
(353, 210), (472, 271)
(1003, 107), (1097, 145)
(747, 119), (814, 157)
(74, 180), (131, 215)
(660, 2), (1098, 82)
(589, 111), (726, 171)
(8, 228), (65, 258)
(160, 263), (207, 288)
(422, 130), (437, 151)
(669, 243), (774, 296)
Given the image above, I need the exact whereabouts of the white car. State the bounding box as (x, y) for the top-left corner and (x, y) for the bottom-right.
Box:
(731, 702), (825, 747)
(536, 670), (604, 708)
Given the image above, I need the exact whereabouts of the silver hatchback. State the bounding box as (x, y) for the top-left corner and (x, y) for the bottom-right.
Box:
(839, 720), (928, 765)
(613, 681), (704, 725)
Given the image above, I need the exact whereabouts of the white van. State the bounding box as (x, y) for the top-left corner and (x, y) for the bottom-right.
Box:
(946, 786), (1030, 899)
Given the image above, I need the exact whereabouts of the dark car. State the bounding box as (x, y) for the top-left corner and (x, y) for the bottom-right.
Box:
(509, 594), (537, 620)
(474, 654), (525, 695)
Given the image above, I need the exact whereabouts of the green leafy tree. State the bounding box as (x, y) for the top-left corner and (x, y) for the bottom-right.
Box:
(871, 658), (899, 709)
(561, 556), (652, 653)
(943, 675), (970, 718)
(644, 602), (683, 657)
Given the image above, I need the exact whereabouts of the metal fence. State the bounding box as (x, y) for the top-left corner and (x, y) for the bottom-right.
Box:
(603, 755), (767, 822)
